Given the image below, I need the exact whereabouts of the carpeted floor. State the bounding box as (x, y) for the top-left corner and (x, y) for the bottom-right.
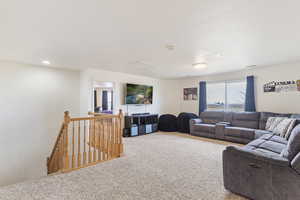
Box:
(0, 132), (247, 200)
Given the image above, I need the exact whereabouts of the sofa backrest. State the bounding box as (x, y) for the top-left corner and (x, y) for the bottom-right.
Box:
(291, 114), (300, 127)
(282, 124), (300, 161)
(200, 111), (225, 124)
(200, 111), (299, 130)
(259, 112), (291, 130)
(231, 112), (260, 129)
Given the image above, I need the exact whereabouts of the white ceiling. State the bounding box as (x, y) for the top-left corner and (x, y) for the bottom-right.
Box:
(1, 0), (300, 79)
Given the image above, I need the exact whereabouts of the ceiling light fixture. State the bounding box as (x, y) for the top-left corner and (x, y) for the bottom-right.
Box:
(165, 44), (175, 51)
(42, 60), (50, 65)
(193, 62), (208, 69)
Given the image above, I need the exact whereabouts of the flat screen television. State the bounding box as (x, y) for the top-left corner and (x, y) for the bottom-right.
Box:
(125, 83), (153, 104)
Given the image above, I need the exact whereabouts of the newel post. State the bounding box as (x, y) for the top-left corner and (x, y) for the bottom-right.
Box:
(63, 111), (71, 170)
(118, 109), (124, 129)
(118, 109), (124, 155)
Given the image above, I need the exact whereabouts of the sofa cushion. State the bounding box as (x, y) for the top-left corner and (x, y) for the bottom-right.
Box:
(225, 127), (255, 140)
(200, 111), (225, 124)
(267, 135), (288, 145)
(259, 112), (291, 130)
(231, 112), (260, 129)
(259, 141), (287, 154)
(273, 118), (296, 138)
(247, 138), (266, 147)
(254, 130), (272, 139)
(244, 141), (283, 157)
(281, 124), (300, 161)
(259, 133), (275, 140)
(245, 135), (287, 158)
(193, 124), (216, 133)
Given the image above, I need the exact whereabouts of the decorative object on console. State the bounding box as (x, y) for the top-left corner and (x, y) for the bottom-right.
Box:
(183, 88), (198, 101)
(123, 113), (158, 137)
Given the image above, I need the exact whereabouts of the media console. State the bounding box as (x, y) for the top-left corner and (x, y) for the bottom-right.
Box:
(123, 113), (158, 137)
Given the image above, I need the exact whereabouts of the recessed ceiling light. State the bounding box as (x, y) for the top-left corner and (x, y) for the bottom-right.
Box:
(193, 62), (208, 69)
(42, 60), (50, 65)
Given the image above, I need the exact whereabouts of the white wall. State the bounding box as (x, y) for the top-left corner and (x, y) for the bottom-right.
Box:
(79, 68), (177, 116)
(3, 60), (299, 187)
(0, 62), (80, 186)
(0, 63), (178, 187)
(159, 80), (181, 115)
(176, 62), (300, 114)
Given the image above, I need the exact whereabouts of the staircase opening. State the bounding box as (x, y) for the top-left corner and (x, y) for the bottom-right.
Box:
(47, 110), (124, 174)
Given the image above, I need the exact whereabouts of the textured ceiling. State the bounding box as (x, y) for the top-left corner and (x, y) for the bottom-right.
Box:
(1, 0), (300, 78)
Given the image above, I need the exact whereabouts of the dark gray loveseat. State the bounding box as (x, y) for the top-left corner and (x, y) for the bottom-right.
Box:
(223, 125), (300, 200)
(190, 111), (297, 144)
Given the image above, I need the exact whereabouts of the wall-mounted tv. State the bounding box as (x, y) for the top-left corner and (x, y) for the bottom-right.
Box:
(125, 83), (153, 104)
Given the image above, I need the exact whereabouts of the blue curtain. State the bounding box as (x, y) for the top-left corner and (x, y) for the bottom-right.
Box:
(199, 81), (207, 115)
(245, 76), (256, 112)
(102, 91), (108, 111)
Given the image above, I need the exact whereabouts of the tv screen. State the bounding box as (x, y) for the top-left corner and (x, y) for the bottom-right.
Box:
(125, 83), (153, 104)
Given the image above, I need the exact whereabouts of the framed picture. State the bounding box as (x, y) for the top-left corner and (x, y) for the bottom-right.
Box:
(264, 80), (300, 93)
(183, 88), (198, 101)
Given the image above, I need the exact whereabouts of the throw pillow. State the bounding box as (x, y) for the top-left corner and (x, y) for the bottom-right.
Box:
(265, 117), (276, 130)
(273, 118), (296, 138)
(281, 124), (300, 161)
(285, 119), (297, 139)
(266, 117), (287, 132)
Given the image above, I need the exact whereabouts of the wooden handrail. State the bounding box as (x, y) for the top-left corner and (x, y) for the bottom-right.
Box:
(47, 110), (124, 174)
(47, 123), (64, 165)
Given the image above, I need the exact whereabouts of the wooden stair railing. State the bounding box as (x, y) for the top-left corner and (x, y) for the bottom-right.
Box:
(47, 110), (124, 174)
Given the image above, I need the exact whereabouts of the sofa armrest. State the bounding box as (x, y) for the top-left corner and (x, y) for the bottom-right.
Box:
(225, 146), (290, 167)
(190, 118), (202, 125)
(215, 122), (230, 139)
(291, 152), (300, 174)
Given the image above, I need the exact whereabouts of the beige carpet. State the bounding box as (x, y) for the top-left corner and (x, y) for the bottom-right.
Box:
(0, 132), (247, 200)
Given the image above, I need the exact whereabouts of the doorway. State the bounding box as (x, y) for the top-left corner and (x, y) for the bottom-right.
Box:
(93, 82), (114, 114)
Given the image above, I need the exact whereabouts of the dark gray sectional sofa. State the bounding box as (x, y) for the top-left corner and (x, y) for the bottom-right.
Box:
(223, 125), (300, 200)
(190, 111), (296, 144)
(190, 111), (300, 200)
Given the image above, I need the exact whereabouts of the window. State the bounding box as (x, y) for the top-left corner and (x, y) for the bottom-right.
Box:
(207, 80), (246, 112)
(207, 82), (226, 111)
